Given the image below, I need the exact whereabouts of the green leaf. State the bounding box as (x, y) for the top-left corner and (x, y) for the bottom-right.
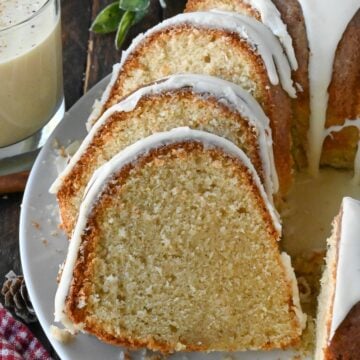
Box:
(119, 0), (150, 12)
(134, 9), (147, 24)
(115, 11), (136, 50)
(91, 2), (124, 34)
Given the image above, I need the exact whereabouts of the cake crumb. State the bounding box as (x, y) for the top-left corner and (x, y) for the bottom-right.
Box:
(119, 350), (131, 360)
(175, 342), (186, 351)
(32, 221), (40, 230)
(142, 350), (165, 360)
(51, 230), (58, 237)
(145, 355), (163, 360)
(41, 238), (48, 246)
(57, 262), (65, 283)
(58, 146), (66, 157)
(222, 355), (234, 360)
(50, 325), (75, 343)
(52, 138), (59, 149)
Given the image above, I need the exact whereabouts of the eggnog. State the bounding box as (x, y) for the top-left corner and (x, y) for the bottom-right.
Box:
(0, 0), (63, 147)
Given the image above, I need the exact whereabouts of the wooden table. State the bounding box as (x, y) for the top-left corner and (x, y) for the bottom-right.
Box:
(0, 1), (186, 357)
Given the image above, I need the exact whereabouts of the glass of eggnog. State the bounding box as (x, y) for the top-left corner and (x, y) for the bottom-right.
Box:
(0, 0), (63, 170)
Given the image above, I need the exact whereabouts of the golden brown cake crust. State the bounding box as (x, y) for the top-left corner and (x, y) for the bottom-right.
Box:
(325, 301), (360, 360)
(271, 0), (310, 167)
(322, 10), (360, 169)
(64, 142), (300, 353)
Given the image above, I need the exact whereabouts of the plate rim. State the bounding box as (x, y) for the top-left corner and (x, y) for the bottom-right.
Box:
(19, 74), (111, 360)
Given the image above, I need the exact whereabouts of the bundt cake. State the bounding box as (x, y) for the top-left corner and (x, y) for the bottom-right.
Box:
(315, 197), (360, 359)
(55, 128), (305, 352)
(50, 1), (360, 356)
(185, 0), (360, 174)
(87, 11), (296, 194)
(51, 74), (278, 236)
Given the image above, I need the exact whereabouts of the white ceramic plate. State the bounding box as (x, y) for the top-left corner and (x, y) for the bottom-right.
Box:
(20, 75), (308, 360)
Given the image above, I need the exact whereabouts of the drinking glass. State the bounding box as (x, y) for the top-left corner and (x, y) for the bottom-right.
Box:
(0, 0), (64, 174)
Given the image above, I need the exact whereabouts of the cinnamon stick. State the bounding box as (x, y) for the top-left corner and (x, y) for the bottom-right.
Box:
(0, 171), (30, 194)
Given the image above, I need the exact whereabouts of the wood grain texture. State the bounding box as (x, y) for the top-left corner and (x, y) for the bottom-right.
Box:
(84, 0), (163, 92)
(162, 0), (187, 18)
(62, 0), (92, 109)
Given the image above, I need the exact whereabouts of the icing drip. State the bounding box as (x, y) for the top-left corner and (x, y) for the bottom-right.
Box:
(297, 0), (359, 175)
(331, 197), (360, 339)
(211, 10), (296, 97)
(323, 119), (360, 184)
(243, 0), (298, 70)
(51, 74), (279, 197)
(54, 127), (281, 328)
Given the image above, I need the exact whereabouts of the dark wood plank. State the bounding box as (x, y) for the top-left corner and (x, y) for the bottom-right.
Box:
(162, 0), (187, 19)
(0, 194), (22, 284)
(84, 0), (163, 91)
(62, 0), (92, 109)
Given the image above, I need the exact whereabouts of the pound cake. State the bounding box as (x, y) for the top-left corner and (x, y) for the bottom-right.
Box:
(315, 197), (360, 359)
(186, 0), (360, 173)
(51, 74), (278, 236)
(87, 11), (296, 193)
(55, 128), (305, 352)
(50, 0), (360, 356)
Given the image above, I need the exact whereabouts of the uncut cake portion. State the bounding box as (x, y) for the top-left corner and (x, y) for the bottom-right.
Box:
(185, 0), (309, 165)
(51, 74), (278, 237)
(55, 128), (305, 353)
(315, 197), (360, 359)
(186, 0), (360, 175)
(87, 11), (296, 194)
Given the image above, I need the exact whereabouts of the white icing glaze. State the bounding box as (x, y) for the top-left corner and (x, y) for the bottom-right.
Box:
(87, 10), (297, 126)
(51, 74), (279, 196)
(330, 197), (360, 339)
(323, 119), (360, 184)
(54, 127), (282, 327)
(211, 10), (296, 98)
(242, 0), (298, 70)
(297, 0), (359, 175)
(87, 63), (121, 130)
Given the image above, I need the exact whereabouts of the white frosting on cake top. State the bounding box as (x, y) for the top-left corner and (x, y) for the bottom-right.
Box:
(330, 196), (360, 340)
(242, 0), (298, 70)
(54, 127), (281, 328)
(87, 10), (296, 126)
(297, 0), (359, 175)
(51, 74), (279, 197)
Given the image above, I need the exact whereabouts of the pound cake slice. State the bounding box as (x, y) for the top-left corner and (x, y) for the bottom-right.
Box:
(87, 11), (296, 194)
(55, 128), (305, 353)
(51, 74), (278, 237)
(315, 197), (360, 359)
